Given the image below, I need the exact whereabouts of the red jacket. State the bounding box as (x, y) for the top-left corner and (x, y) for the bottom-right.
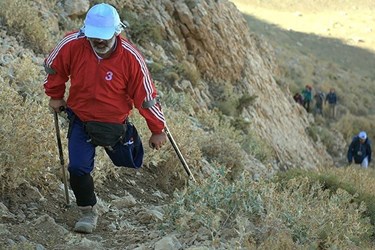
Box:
(44, 31), (165, 133)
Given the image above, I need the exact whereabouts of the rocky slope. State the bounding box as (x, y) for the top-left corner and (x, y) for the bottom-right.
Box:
(113, 0), (333, 171)
(0, 0), (335, 249)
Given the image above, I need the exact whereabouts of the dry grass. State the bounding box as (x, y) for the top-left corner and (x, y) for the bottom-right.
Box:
(163, 166), (374, 248)
(0, 0), (55, 54)
(0, 82), (60, 192)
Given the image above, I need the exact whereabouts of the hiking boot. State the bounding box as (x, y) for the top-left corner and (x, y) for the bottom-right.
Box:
(74, 206), (98, 233)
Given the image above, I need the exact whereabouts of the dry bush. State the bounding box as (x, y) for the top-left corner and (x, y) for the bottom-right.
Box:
(0, 0), (54, 54)
(257, 231), (295, 250)
(241, 130), (272, 163)
(12, 56), (41, 83)
(162, 167), (264, 248)
(326, 167), (375, 194)
(333, 113), (375, 142)
(118, 9), (164, 45)
(199, 133), (244, 179)
(321, 167), (375, 225)
(173, 60), (201, 87)
(195, 109), (246, 177)
(7, 56), (46, 102)
(0, 82), (60, 192)
(196, 108), (271, 170)
(130, 107), (203, 191)
(263, 178), (372, 248)
(341, 96), (370, 117)
(162, 167), (373, 249)
(278, 166), (375, 227)
(306, 125), (345, 157)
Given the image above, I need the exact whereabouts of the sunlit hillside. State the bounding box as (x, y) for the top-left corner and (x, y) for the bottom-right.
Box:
(231, 0), (375, 147)
(232, 0), (375, 52)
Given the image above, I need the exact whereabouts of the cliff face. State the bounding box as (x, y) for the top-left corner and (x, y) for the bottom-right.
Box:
(122, 0), (333, 169)
(1, 0), (333, 171)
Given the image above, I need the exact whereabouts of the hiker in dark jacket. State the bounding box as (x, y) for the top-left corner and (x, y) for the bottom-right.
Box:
(325, 88), (337, 119)
(293, 92), (304, 105)
(314, 91), (324, 116)
(347, 131), (372, 168)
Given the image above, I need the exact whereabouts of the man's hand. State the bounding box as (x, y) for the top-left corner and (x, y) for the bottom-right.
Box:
(149, 132), (167, 150)
(49, 99), (66, 112)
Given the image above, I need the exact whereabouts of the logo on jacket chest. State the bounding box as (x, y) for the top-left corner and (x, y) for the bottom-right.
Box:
(105, 71), (114, 81)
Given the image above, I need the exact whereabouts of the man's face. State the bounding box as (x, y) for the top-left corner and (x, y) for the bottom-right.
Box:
(359, 138), (365, 144)
(87, 35), (116, 55)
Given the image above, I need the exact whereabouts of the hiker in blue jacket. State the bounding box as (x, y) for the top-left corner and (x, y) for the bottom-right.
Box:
(347, 131), (372, 168)
(325, 88), (337, 119)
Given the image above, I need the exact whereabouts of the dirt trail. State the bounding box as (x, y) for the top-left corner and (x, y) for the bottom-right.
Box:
(0, 166), (174, 249)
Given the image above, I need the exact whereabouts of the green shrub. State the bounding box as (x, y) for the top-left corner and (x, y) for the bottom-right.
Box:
(119, 10), (163, 45)
(241, 131), (272, 163)
(216, 97), (238, 117)
(173, 60), (201, 87)
(237, 94), (258, 111)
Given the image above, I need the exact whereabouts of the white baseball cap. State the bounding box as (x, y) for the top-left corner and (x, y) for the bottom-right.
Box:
(84, 3), (120, 40)
(359, 131), (367, 140)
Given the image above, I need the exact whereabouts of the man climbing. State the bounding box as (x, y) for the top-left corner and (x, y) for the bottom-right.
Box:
(347, 131), (372, 168)
(325, 88), (337, 119)
(313, 91), (324, 116)
(293, 92), (304, 105)
(44, 3), (167, 233)
(302, 85), (312, 112)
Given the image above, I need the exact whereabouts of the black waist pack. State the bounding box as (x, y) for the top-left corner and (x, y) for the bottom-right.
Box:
(84, 121), (126, 147)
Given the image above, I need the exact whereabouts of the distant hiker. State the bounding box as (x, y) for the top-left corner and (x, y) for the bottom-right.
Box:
(302, 85), (312, 112)
(325, 88), (337, 119)
(313, 91), (324, 116)
(347, 131), (372, 168)
(43, 3), (167, 233)
(293, 92), (304, 105)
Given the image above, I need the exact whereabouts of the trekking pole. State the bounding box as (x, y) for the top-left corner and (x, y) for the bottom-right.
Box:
(123, 27), (195, 182)
(164, 125), (196, 183)
(53, 109), (70, 206)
